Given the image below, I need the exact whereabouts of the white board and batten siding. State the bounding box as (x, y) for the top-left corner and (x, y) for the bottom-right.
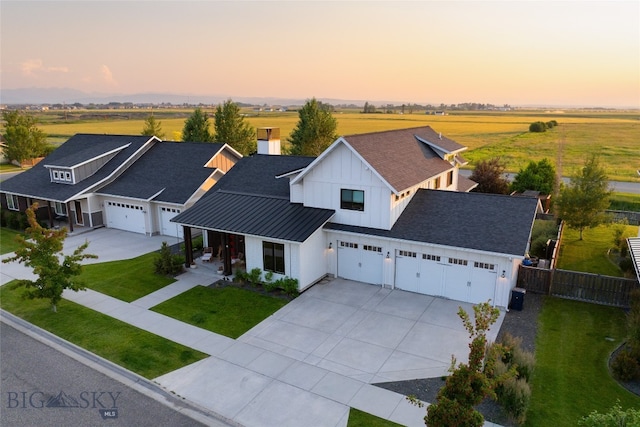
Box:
(301, 144), (394, 230)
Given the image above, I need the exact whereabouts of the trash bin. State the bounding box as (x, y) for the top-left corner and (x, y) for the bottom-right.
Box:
(510, 287), (526, 311)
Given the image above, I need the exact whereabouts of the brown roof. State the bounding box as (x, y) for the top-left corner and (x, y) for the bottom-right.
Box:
(343, 126), (466, 192)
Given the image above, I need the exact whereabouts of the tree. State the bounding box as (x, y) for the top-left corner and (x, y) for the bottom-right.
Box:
(423, 301), (514, 426)
(213, 99), (255, 155)
(287, 98), (338, 156)
(182, 107), (214, 142)
(2, 203), (97, 312)
(511, 158), (557, 195)
(141, 114), (165, 139)
(555, 154), (612, 240)
(469, 157), (510, 194)
(1, 110), (48, 165)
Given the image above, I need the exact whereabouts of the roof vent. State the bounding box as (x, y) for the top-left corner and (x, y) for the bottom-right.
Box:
(439, 132), (442, 139)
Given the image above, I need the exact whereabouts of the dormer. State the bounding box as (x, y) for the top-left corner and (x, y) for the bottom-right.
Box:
(45, 144), (129, 185)
(415, 132), (468, 167)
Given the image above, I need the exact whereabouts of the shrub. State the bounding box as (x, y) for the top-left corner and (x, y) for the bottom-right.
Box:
(579, 402), (640, 426)
(500, 377), (531, 425)
(529, 121), (547, 132)
(234, 269), (247, 283)
(192, 235), (204, 252)
(278, 277), (299, 297)
(247, 268), (262, 286)
(154, 242), (184, 276)
(611, 348), (640, 381)
(545, 120), (557, 129)
(263, 280), (279, 292)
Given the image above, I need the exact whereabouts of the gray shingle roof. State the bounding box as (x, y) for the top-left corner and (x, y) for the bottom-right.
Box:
(325, 189), (538, 256)
(172, 155), (335, 242)
(97, 141), (225, 204)
(0, 134), (153, 202)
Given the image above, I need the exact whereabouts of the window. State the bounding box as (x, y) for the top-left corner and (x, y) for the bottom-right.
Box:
(64, 171), (72, 182)
(423, 253), (441, 262)
(54, 202), (67, 216)
(447, 170), (454, 187)
(6, 194), (18, 211)
(434, 177), (441, 189)
(340, 241), (358, 249)
(474, 261), (495, 271)
(448, 257), (468, 266)
(263, 241), (285, 274)
(399, 250), (416, 257)
(53, 170), (60, 180)
(341, 189), (364, 211)
(363, 245), (382, 253)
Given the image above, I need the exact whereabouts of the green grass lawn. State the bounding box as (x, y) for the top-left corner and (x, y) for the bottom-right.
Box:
(526, 297), (640, 426)
(0, 284), (208, 379)
(151, 285), (287, 339)
(80, 252), (175, 302)
(556, 224), (637, 276)
(347, 408), (404, 427)
(0, 227), (23, 254)
(610, 192), (640, 212)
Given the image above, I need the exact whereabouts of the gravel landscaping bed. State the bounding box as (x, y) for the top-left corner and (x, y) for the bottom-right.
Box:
(375, 293), (544, 426)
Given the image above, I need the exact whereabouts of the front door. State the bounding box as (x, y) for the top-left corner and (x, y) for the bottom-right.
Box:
(74, 201), (83, 225)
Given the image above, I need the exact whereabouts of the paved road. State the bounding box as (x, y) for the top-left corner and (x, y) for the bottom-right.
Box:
(0, 319), (221, 427)
(459, 169), (640, 194)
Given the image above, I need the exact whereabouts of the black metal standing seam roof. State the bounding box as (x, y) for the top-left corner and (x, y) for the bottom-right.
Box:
(325, 189), (539, 257)
(172, 191), (335, 242)
(97, 142), (225, 204)
(0, 134), (154, 202)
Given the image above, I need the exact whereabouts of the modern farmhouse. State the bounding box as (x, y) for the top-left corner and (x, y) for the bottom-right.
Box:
(173, 126), (539, 307)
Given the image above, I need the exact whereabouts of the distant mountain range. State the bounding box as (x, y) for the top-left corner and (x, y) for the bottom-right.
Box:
(0, 87), (369, 107)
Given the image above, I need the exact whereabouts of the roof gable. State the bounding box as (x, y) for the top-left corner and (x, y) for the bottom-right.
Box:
(97, 141), (227, 204)
(291, 126), (466, 193)
(0, 134), (155, 202)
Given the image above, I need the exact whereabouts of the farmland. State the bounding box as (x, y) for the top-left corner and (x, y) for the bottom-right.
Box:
(11, 108), (640, 182)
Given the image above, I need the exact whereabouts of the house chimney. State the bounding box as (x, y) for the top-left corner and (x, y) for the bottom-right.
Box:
(257, 127), (281, 155)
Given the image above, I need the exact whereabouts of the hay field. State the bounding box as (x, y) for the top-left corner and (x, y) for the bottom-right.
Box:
(31, 109), (640, 182)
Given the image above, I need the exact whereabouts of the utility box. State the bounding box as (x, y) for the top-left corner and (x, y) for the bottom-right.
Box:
(510, 287), (526, 311)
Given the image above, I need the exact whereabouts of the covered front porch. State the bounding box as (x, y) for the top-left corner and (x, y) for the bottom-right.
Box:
(182, 227), (246, 277)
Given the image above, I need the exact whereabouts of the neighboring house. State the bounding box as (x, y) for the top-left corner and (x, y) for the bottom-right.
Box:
(0, 134), (241, 237)
(173, 126), (539, 307)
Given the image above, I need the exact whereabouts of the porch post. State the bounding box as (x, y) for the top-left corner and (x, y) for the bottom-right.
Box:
(66, 202), (73, 232)
(183, 226), (193, 268)
(47, 201), (54, 228)
(222, 233), (232, 276)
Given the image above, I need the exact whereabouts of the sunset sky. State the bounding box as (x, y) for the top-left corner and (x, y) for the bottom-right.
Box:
(1, 1), (638, 108)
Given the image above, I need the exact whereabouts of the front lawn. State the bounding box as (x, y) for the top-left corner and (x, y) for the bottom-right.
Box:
(347, 408), (403, 427)
(0, 284), (208, 379)
(526, 297), (640, 426)
(0, 227), (22, 254)
(151, 285), (287, 339)
(556, 224), (636, 276)
(80, 252), (175, 302)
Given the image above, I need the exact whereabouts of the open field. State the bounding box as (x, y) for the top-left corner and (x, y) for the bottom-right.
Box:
(6, 109), (640, 181)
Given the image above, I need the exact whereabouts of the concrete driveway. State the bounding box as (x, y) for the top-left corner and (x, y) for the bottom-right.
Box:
(155, 278), (504, 427)
(240, 278), (503, 383)
(1, 227), (173, 285)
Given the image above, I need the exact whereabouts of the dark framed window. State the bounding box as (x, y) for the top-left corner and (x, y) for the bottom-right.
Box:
(263, 241), (285, 274)
(341, 189), (364, 211)
(447, 170), (454, 186)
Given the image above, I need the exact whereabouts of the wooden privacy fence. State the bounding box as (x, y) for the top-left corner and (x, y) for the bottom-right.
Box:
(517, 265), (639, 308)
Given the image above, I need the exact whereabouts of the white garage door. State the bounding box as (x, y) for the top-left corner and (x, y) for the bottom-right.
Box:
(395, 250), (419, 293)
(394, 251), (498, 305)
(337, 241), (383, 285)
(159, 207), (183, 238)
(105, 201), (146, 234)
(469, 262), (498, 304)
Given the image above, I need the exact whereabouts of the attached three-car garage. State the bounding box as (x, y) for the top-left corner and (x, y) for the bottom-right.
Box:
(335, 238), (503, 305)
